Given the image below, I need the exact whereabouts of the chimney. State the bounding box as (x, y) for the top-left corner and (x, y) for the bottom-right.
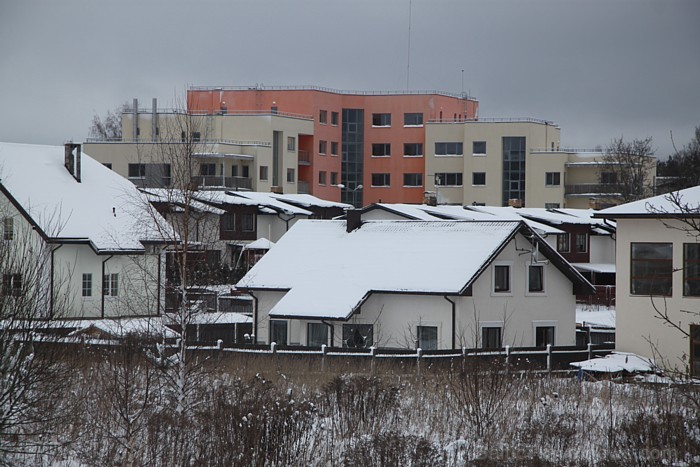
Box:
(64, 143), (81, 182)
(132, 98), (138, 141)
(346, 208), (362, 232)
(152, 98), (158, 140)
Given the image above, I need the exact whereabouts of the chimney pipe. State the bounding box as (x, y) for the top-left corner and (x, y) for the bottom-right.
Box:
(64, 143), (81, 182)
(152, 98), (158, 140)
(346, 208), (362, 233)
(132, 98), (138, 141)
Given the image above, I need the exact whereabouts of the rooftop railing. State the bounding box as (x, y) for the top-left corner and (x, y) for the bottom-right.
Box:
(531, 148), (604, 154)
(188, 84), (478, 101)
(122, 107), (314, 120)
(565, 183), (622, 196)
(85, 138), (271, 147)
(191, 176), (253, 190)
(428, 117), (558, 126)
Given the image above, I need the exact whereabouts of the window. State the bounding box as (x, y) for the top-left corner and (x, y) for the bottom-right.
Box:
(221, 213), (235, 231)
(684, 244), (700, 297)
(482, 327), (502, 349)
(232, 165), (239, 177)
(631, 243), (673, 296)
(575, 233), (588, 253)
(2, 274), (21, 297)
(372, 113), (391, 127)
(435, 142), (463, 156)
(494, 265), (510, 293)
(557, 234), (570, 253)
(535, 326), (555, 347)
(200, 163), (216, 176)
(403, 112), (423, 126)
(319, 140), (327, 155)
(601, 172), (618, 184)
(404, 143), (423, 157)
(319, 110), (327, 124)
(102, 273), (118, 297)
(371, 143), (390, 157)
(331, 141), (339, 156)
(473, 141), (486, 155)
(417, 325), (438, 350)
(434, 173), (463, 186)
(161, 164), (172, 186)
(82, 273), (92, 297)
(287, 136), (296, 151)
(242, 165), (250, 178)
(403, 173), (423, 187)
(128, 163), (146, 178)
(331, 111), (339, 126)
(103, 163), (113, 170)
(270, 320), (288, 346)
(307, 323), (328, 347)
(242, 213), (255, 232)
(545, 203), (561, 209)
(259, 166), (269, 181)
(330, 172), (338, 186)
(191, 131), (201, 142)
(286, 168), (295, 183)
(3, 218), (13, 241)
(318, 171), (327, 185)
(692, 325), (700, 377)
(343, 324), (373, 348)
(371, 173), (390, 187)
(528, 265), (545, 293)
(545, 172), (561, 186)
(472, 172), (486, 186)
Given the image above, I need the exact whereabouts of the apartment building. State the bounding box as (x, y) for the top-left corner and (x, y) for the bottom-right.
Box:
(187, 86), (478, 206)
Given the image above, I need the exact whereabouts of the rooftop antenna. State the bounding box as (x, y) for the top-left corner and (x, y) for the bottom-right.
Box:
(406, 0), (412, 90)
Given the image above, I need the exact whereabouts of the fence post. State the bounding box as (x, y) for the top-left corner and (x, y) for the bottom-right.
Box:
(321, 344), (327, 372)
(416, 348), (423, 376)
(217, 339), (224, 350)
(588, 342), (593, 361)
(271, 342), (277, 354)
(462, 346), (467, 373)
(505, 345), (511, 372)
(546, 344), (552, 372)
(370, 346), (376, 375)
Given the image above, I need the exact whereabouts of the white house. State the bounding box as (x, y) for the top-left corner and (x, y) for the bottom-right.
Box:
(237, 214), (594, 350)
(596, 187), (700, 375)
(0, 142), (169, 319)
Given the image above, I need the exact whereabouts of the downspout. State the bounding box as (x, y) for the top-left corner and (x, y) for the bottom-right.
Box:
(322, 319), (335, 348)
(49, 244), (63, 318)
(444, 295), (456, 349)
(248, 290), (258, 344)
(101, 255), (113, 319)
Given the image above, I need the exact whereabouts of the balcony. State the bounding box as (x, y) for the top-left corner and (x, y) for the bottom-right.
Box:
(298, 150), (311, 166)
(192, 176), (252, 190)
(565, 183), (622, 197)
(298, 180), (310, 194)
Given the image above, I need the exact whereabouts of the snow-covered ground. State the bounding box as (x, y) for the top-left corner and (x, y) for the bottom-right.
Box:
(576, 304), (616, 328)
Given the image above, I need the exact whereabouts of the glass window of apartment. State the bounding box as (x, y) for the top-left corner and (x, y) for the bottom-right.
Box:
(103, 163), (112, 170)
(472, 172), (486, 186)
(191, 131), (201, 142)
(494, 265), (510, 293)
(102, 273), (118, 297)
(232, 165), (239, 177)
(601, 172), (618, 184)
(331, 111), (339, 126)
(287, 136), (296, 151)
(631, 243), (673, 296)
(319, 110), (328, 124)
(435, 172), (463, 186)
(535, 326), (555, 347)
(221, 213), (236, 232)
(286, 168), (295, 183)
(417, 326), (438, 350)
(684, 244), (700, 296)
(343, 324), (373, 348)
(528, 265), (545, 293)
(319, 140), (327, 155)
(435, 142), (463, 156)
(3, 218), (13, 241)
(545, 172), (561, 186)
(371, 173), (390, 187)
(200, 163), (216, 176)
(372, 113), (391, 127)
(545, 203), (561, 209)
(557, 234), (570, 253)
(404, 143), (423, 157)
(330, 172), (338, 186)
(331, 141), (339, 156)
(473, 141), (486, 155)
(502, 136), (526, 206)
(371, 143), (390, 157)
(82, 273), (92, 297)
(318, 171), (327, 185)
(2, 274), (22, 297)
(128, 163), (146, 178)
(482, 327), (502, 349)
(403, 173), (423, 187)
(242, 165), (250, 178)
(403, 112), (423, 126)
(259, 166), (268, 181)
(242, 213), (255, 232)
(270, 320), (288, 346)
(307, 323), (328, 347)
(575, 233), (588, 253)
(691, 325), (700, 377)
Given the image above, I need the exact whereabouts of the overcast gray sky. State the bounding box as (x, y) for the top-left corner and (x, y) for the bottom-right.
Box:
(1, 0), (698, 157)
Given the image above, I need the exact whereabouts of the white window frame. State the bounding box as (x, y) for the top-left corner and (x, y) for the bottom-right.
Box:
(472, 141), (487, 156)
(491, 261), (513, 296)
(414, 321), (441, 350)
(526, 263), (546, 296)
(472, 172), (486, 186)
(479, 321), (504, 349)
(532, 320), (557, 347)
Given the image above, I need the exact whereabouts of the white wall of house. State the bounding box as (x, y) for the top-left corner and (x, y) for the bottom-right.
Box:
(589, 235), (616, 264)
(256, 215), (306, 243)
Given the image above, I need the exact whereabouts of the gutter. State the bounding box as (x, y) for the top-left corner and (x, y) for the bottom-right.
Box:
(444, 295), (456, 349)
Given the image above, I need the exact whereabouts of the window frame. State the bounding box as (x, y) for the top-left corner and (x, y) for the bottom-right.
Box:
(128, 163), (146, 179)
(318, 171), (327, 186)
(472, 141), (487, 156)
(371, 143), (391, 158)
(200, 163), (217, 177)
(286, 168), (295, 183)
(630, 242), (673, 296)
(492, 262), (512, 295)
(82, 273), (93, 298)
(241, 213), (255, 232)
(287, 136), (296, 151)
(416, 325), (438, 350)
(319, 110), (328, 125)
(472, 172), (486, 186)
(545, 172), (561, 186)
(684, 243), (700, 297)
(575, 233), (588, 253)
(533, 321), (557, 347)
(3, 217), (13, 241)
(403, 173), (423, 187)
(557, 233), (570, 253)
(481, 324), (502, 349)
(2, 273), (22, 297)
(259, 165), (269, 181)
(403, 112), (423, 127)
(331, 111), (339, 126)
(102, 273), (119, 297)
(270, 320), (288, 346)
(371, 113), (391, 127)
(403, 143), (423, 158)
(319, 140), (327, 155)
(371, 173), (391, 187)
(221, 213), (236, 232)
(527, 264), (545, 294)
(342, 323), (373, 348)
(307, 322), (328, 347)
(435, 142), (463, 157)
(331, 141), (339, 156)
(434, 172), (463, 187)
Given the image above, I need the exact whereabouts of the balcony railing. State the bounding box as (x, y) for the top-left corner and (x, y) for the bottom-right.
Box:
(298, 180), (310, 194)
(428, 117), (558, 126)
(192, 176), (252, 190)
(565, 183), (622, 196)
(298, 150), (311, 165)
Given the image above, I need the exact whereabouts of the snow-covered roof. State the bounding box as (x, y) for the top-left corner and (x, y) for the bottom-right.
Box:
(269, 193), (352, 209)
(571, 352), (656, 373)
(239, 220), (525, 320)
(244, 237), (274, 250)
(461, 206), (563, 235)
(65, 317), (179, 339)
(596, 186), (700, 217)
(193, 190), (313, 216)
(143, 188), (227, 215)
(572, 262), (616, 274)
(0, 142), (169, 252)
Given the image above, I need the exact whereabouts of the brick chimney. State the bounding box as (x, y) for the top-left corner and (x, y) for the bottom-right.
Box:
(64, 143), (81, 182)
(346, 208), (362, 232)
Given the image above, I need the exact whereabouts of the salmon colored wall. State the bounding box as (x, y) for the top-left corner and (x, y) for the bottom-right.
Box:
(188, 89), (478, 205)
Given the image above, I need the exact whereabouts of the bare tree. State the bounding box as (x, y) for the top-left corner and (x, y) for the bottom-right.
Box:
(657, 126), (700, 192)
(89, 103), (128, 141)
(599, 136), (656, 203)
